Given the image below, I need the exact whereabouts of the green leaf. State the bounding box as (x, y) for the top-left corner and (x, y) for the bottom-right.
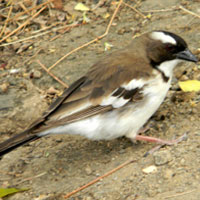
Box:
(0, 188), (28, 198)
(179, 80), (200, 92)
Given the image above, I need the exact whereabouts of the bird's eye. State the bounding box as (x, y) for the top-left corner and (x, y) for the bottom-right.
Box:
(165, 43), (176, 52)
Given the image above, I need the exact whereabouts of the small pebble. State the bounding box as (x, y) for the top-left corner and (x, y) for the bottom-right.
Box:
(153, 150), (172, 166)
(30, 70), (42, 79)
(10, 68), (20, 74)
(146, 188), (157, 197)
(47, 86), (59, 95)
(85, 166), (93, 175)
(0, 83), (9, 93)
(83, 196), (93, 200)
(142, 165), (157, 174)
(180, 158), (185, 165)
(119, 149), (126, 154)
(179, 74), (189, 81)
(163, 169), (174, 179)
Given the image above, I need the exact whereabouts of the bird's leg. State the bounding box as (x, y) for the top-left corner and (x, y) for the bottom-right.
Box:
(137, 125), (150, 134)
(133, 132), (188, 156)
(135, 134), (187, 145)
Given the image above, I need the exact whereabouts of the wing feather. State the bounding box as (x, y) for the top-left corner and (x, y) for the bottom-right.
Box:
(26, 49), (152, 134)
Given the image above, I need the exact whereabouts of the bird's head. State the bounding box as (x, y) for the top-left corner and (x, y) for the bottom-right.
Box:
(146, 30), (198, 67)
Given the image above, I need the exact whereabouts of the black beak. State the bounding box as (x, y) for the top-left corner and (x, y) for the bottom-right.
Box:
(176, 49), (198, 63)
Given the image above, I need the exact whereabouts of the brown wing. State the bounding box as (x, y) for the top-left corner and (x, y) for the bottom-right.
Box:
(35, 49), (153, 133)
(27, 76), (88, 130)
(0, 35), (154, 156)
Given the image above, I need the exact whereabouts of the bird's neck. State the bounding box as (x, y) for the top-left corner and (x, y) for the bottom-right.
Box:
(157, 59), (181, 78)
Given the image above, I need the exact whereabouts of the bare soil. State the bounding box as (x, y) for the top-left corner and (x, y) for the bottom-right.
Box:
(0, 0), (200, 199)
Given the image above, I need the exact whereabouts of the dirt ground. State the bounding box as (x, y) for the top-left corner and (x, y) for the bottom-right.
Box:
(0, 0), (200, 199)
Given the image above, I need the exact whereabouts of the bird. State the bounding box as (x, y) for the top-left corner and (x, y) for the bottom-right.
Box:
(0, 30), (198, 157)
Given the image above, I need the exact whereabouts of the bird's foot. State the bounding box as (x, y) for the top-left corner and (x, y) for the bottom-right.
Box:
(132, 132), (188, 156)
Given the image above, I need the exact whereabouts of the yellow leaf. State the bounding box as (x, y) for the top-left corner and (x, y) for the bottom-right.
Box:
(104, 42), (113, 51)
(0, 188), (28, 198)
(103, 13), (110, 19)
(74, 3), (90, 11)
(179, 80), (200, 92)
(146, 14), (152, 19)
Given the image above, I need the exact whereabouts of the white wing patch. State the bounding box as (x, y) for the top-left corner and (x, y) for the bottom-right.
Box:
(38, 74), (171, 140)
(151, 31), (176, 45)
(100, 95), (129, 108)
(122, 79), (145, 90)
(100, 79), (145, 108)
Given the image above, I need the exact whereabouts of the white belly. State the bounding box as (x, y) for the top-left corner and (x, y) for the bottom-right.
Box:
(39, 74), (171, 140)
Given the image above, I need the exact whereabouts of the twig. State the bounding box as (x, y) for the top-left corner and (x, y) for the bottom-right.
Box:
(31, 22), (62, 34)
(0, 23), (81, 47)
(123, 2), (146, 18)
(7, 0), (53, 22)
(36, 60), (68, 88)
(48, 0), (123, 71)
(92, 0), (107, 10)
(179, 6), (200, 19)
(142, 6), (177, 13)
(0, 0), (35, 12)
(164, 189), (196, 199)
(0, 6), (47, 43)
(0, 30), (52, 47)
(50, 23), (83, 42)
(23, 48), (43, 65)
(63, 159), (136, 199)
(15, 172), (47, 185)
(0, 4), (13, 39)
(19, 2), (31, 16)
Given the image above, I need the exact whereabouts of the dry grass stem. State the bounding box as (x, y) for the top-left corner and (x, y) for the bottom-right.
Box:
(64, 159), (136, 199)
(19, 2), (31, 16)
(142, 6), (177, 13)
(0, 23), (83, 47)
(179, 6), (200, 19)
(47, 0), (124, 71)
(15, 172), (47, 185)
(123, 2), (146, 18)
(36, 60), (68, 88)
(0, 6), (47, 43)
(7, 0), (53, 22)
(164, 189), (196, 199)
(0, 4), (13, 39)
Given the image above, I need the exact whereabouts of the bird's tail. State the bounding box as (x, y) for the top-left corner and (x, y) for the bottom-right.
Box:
(0, 129), (40, 157)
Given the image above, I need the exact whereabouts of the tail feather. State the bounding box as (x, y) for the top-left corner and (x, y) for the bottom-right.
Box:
(0, 130), (40, 157)
(0, 77), (88, 158)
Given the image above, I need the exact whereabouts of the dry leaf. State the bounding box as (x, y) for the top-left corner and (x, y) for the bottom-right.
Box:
(179, 80), (200, 92)
(52, 0), (63, 10)
(103, 13), (110, 19)
(74, 3), (90, 11)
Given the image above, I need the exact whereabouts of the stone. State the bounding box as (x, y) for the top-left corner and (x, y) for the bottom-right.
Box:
(153, 150), (172, 166)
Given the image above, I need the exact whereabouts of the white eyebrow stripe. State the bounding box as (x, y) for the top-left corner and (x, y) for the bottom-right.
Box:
(151, 32), (176, 45)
